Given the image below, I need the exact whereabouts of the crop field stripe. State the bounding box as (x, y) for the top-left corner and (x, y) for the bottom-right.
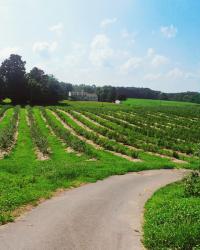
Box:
(70, 110), (189, 164)
(121, 111), (192, 144)
(119, 111), (199, 143)
(118, 111), (197, 157)
(78, 110), (180, 159)
(53, 108), (141, 163)
(50, 109), (108, 156)
(0, 105), (12, 122)
(119, 110), (186, 131)
(33, 108), (84, 162)
(79, 111), (167, 150)
(96, 112), (194, 156)
(0, 106), (20, 158)
(69, 110), (141, 152)
(92, 110), (193, 160)
(96, 109), (195, 158)
(26, 106), (50, 160)
(83, 111), (155, 144)
(0, 108), (14, 130)
(43, 108), (97, 159)
(55, 109), (141, 162)
(56, 109), (144, 162)
(6, 108), (36, 163)
(78, 111), (143, 142)
(118, 111), (199, 148)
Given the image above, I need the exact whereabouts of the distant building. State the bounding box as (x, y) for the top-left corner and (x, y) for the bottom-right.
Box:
(69, 91), (98, 101)
(115, 100), (121, 104)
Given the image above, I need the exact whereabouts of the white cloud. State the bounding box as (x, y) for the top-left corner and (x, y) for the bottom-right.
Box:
(144, 73), (161, 81)
(0, 47), (19, 60)
(120, 57), (142, 73)
(185, 72), (199, 79)
(100, 18), (117, 28)
(167, 67), (185, 78)
(147, 48), (155, 57)
(65, 42), (86, 67)
(89, 34), (113, 67)
(121, 29), (135, 44)
(160, 25), (177, 38)
(32, 41), (58, 57)
(64, 55), (82, 67)
(151, 54), (169, 67)
(72, 42), (85, 50)
(49, 22), (64, 36)
(119, 48), (169, 74)
(147, 48), (169, 67)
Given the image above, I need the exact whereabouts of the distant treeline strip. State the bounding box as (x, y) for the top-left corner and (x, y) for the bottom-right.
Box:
(0, 54), (199, 105)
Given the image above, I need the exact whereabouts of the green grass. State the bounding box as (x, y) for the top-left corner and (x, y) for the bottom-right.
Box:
(0, 102), (199, 234)
(0, 106), (181, 225)
(143, 178), (200, 250)
(123, 98), (199, 107)
(60, 100), (116, 108)
(0, 108), (14, 130)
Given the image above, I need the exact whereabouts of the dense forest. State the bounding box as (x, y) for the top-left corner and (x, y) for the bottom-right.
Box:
(0, 54), (199, 104)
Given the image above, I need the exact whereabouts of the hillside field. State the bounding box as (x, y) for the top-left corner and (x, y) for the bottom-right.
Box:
(0, 99), (199, 224)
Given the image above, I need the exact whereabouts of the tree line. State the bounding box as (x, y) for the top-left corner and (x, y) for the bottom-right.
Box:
(0, 54), (199, 104)
(0, 54), (72, 104)
(73, 84), (200, 104)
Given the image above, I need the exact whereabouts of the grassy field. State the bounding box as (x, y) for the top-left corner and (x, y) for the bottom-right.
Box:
(123, 98), (199, 107)
(0, 99), (199, 249)
(143, 173), (200, 249)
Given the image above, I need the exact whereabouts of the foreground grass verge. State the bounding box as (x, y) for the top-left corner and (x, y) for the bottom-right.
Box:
(143, 174), (200, 250)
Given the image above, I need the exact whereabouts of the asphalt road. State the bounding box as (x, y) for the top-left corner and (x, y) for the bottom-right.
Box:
(0, 169), (186, 250)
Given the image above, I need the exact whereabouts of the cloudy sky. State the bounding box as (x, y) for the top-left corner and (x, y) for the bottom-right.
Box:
(0, 0), (200, 92)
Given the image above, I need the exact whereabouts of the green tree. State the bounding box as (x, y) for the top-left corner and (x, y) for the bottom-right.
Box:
(0, 54), (28, 104)
(27, 67), (63, 104)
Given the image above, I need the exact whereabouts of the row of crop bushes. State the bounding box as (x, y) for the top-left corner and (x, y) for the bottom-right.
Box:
(41, 108), (97, 158)
(118, 110), (200, 145)
(26, 106), (50, 156)
(121, 111), (197, 154)
(94, 111), (193, 156)
(0, 105), (11, 119)
(0, 106), (19, 150)
(76, 110), (183, 160)
(54, 109), (139, 159)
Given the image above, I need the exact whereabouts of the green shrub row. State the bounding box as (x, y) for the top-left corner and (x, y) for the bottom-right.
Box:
(107, 111), (194, 154)
(41, 108), (97, 158)
(0, 106), (19, 150)
(96, 111), (190, 157)
(77, 110), (181, 159)
(54, 109), (139, 159)
(26, 106), (50, 156)
(0, 105), (11, 118)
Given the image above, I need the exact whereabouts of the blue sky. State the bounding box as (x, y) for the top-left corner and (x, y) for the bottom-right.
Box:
(0, 0), (200, 92)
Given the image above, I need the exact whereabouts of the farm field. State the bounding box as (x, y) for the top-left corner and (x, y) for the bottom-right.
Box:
(0, 100), (199, 225)
(123, 98), (199, 107)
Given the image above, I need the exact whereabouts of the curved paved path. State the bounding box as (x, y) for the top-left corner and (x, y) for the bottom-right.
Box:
(0, 169), (187, 250)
